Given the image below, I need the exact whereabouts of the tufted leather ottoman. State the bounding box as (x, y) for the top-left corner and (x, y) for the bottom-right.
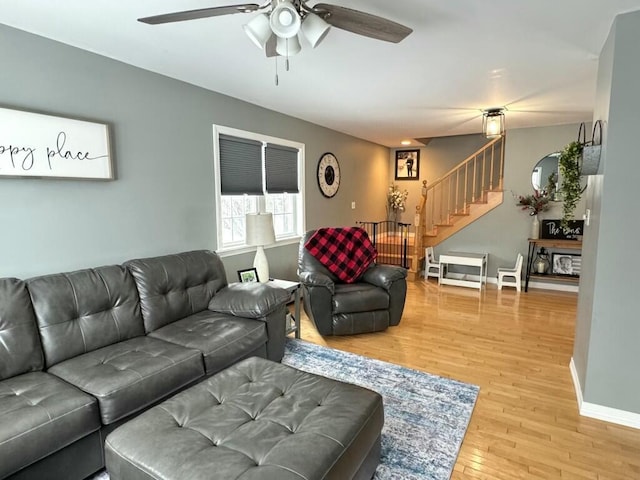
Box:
(105, 356), (383, 480)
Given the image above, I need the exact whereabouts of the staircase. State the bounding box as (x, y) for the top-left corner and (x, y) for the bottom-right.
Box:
(409, 136), (505, 279)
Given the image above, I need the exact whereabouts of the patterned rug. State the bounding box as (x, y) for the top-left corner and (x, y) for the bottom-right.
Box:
(91, 339), (478, 480)
(283, 339), (479, 480)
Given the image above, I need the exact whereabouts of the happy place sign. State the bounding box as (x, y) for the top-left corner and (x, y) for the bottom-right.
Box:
(0, 107), (113, 180)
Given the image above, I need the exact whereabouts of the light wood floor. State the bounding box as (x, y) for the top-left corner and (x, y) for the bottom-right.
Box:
(296, 280), (640, 479)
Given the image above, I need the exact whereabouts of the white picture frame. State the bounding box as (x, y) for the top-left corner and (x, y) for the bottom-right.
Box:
(0, 107), (113, 180)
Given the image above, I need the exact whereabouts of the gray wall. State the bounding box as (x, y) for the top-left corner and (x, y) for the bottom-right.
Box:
(0, 24), (388, 282)
(574, 11), (640, 414)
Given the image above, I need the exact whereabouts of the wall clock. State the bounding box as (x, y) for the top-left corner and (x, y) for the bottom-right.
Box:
(317, 152), (340, 198)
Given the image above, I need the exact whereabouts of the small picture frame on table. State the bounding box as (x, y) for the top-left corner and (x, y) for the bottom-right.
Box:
(551, 253), (581, 276)
(395, 149), (420, 180)
(237, 268), (259, 283)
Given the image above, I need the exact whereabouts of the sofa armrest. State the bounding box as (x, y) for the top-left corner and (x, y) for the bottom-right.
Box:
(208, 283), (290, 319)
(209, 283), (288, 362)
(362, 264), (407, 290)
(298, 271), (335, 294)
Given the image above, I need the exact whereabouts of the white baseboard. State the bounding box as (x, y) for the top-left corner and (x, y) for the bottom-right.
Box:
(569, 358), (584, 408)
(420, 271), (577, 292)
(570, 357), (640, 429)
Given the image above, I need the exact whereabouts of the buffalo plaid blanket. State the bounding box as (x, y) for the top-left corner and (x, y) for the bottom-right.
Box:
(304, 227), (377, 283)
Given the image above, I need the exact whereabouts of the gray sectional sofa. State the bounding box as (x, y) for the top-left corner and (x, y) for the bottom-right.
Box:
(0, 250), (290, 480)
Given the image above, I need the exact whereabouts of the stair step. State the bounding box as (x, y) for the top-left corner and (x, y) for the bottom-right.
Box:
(451, 212), (470, 217)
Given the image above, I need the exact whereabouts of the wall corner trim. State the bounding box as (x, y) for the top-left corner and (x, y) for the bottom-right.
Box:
(569, 357), (584, 409)
(570, 357), (640, 430)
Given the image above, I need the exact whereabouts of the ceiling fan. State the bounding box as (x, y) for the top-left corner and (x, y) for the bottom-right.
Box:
(138, 1), (413, 59)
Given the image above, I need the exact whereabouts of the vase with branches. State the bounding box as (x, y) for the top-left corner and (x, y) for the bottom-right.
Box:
(515, 190), (551, 216)
(387, 184), (408, 222)
(514, 189), (551, 239)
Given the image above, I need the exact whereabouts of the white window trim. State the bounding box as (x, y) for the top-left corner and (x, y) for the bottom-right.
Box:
(213, 124), (305, 255)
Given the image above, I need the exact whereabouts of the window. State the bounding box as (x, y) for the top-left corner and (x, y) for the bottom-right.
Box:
(213, 125), (304, 252)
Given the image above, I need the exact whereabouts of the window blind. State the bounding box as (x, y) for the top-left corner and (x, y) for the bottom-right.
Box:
(265, 143), (299, 193)
(219, 134), (263, 195)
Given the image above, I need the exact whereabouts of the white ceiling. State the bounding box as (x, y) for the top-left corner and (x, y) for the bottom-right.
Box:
(3, 1), (640, 147)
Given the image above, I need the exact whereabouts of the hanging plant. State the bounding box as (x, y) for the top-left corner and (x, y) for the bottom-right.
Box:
(558, 141), (583, 229)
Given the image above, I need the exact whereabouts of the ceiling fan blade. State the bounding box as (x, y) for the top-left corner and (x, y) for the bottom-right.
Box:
(312, 3), (412, 43)
(138, 4), (260, 25)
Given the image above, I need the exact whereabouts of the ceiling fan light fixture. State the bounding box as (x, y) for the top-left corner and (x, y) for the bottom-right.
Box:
(276, 34), (301, 56)
(301, 12), (331, 48)
(269, 1), (301, 38)
(243, 13), (272, 49)
(482, 108), (505, 138)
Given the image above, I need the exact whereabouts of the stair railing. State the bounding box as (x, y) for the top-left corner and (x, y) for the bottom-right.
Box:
(420, 135), (505, 236)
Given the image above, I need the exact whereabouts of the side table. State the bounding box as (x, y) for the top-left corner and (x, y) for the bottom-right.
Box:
(268, 278), (301, 338)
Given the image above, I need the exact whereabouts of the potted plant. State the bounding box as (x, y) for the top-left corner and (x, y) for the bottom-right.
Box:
(558, 141), (583, 228)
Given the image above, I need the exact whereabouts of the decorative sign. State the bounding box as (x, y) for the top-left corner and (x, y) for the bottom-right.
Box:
(0, 107), (113, 180)
(541, 219), (584, 240)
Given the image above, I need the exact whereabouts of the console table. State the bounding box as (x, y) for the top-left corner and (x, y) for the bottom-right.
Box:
(525, 238), (582, 292)
(439, 251), (488, 290)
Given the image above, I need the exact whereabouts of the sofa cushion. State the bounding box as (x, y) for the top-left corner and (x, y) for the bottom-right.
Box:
(304, 227), (377, 283)
(27, 265), (145, 368)
(149, 310), (268, 375)
(125, 250), (228, 333)
(48, 336), (204, 425)
(0, 278), (43, 380)
(0, 371), (100, 478)
(332, 283), (389, 314)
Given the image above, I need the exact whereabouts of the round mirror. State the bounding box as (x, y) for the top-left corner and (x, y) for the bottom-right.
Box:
(531, 152), (560, 200)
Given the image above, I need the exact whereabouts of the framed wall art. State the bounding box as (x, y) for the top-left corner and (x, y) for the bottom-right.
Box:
(0, 107), (114, 180)
(395, 149), (420, 180)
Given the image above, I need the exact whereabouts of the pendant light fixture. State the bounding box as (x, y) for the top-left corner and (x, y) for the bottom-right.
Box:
(482, 108), (506, 138)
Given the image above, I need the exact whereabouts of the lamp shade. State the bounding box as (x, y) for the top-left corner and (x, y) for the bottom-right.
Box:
(246, 213), (275, 246)
(276, 34), (301, 56)
(301, 12), (331, 48)
(270, 1), (301, 38)
(243, 13), (272, 49)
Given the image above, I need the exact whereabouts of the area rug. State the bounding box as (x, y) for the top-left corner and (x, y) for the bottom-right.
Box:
(282, 339), (479, 480)
(91, 339), (478, 480)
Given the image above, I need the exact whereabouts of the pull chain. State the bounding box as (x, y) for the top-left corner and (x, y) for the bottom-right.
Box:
(285, 38), (290, 72)
(275, 55), (279, 86)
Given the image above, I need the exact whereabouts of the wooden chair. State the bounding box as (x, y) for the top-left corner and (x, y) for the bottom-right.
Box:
(424, 246), (441, 280)
(497, 253), (523, 291)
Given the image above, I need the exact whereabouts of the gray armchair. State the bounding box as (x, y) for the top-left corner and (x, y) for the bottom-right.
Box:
(298, 230), (407, 335)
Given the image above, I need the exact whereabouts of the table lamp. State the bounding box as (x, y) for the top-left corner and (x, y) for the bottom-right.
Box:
(245, 212), (275, 283)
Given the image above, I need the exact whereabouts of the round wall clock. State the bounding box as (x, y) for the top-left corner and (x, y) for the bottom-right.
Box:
(317, 152), (340, 198)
